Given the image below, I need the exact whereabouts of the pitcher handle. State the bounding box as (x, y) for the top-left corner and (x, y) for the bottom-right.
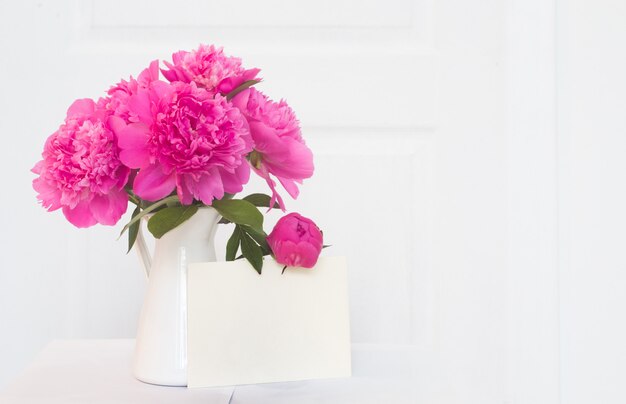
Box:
(135, 223), (152, 278)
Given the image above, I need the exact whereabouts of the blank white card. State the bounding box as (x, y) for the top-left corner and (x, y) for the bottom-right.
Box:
(187, 256), (352, 388)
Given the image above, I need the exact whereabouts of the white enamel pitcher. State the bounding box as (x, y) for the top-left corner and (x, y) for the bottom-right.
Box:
(132, 207), (221, 386)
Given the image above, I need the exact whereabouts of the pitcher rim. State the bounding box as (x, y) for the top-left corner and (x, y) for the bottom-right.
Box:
(140, 204), (219, 220)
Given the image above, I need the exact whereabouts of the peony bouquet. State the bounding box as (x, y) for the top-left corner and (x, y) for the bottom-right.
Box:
(32, 44), (324, 273)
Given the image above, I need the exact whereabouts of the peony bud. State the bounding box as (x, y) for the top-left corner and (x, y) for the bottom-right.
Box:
(267, 213), (323, 269)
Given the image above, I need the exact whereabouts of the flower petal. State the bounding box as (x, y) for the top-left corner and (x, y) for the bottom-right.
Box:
(107, 115), (126, 136)
(263, 137), (314, 180)
(151, 80), (175, 99)
(62, 200), (97, 228)
(290, 241), (322, 268)
(89, 189), (128, 225)
(117, 123), (150, 149)
(116, 123), (151, 169)
(217, 68), (261, 94)
(220, 162), (250, 194)
(247, 122), (290, 155)
(230, 88), (252, 111)
(251, 164), (286, 211)
(277, 176), (300, 199)
(196, 170), (224, 205)
(265, 174), (286, 212)
(133, 164), (176, 201)
(66, 99), (95, 118)
(137, 60), (160, 86)
(120, 149), (151, 169)
(176, 175), (194, 205)
(128, 89), (153, 125)
(32, 177), (62, 211)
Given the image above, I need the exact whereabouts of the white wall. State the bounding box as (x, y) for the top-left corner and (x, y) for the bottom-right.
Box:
(0, 0), (624, 402)
(558, 1), (626, 403)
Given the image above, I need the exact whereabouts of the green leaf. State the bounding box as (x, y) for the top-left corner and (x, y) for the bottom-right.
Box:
(127, 205), (142, 253)
(243, 193), (281, 209)
(218, 194), (273, 224)
(212, 199), (263, 230)
(119, 195), (180, 238)
(225, 79), (260, 101)
(240, 231), (264, 274)
(226, 227), (241, 261)
(147, 205), (199, 239)
(240, 225), (270, 253)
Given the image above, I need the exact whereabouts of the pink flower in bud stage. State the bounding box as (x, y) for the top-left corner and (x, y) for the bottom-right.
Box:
(267, 213), (323, 268)
(231, 88), (313, 210)
(32, 99), (130, 228)
(161, 44), (260, 94)
(110, 80), (253, 205)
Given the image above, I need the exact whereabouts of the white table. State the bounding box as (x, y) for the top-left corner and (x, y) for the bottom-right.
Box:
(0, 340), (419, 403)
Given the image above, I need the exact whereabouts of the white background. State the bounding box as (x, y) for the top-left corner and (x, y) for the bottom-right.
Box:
(0, 0), (624, 402)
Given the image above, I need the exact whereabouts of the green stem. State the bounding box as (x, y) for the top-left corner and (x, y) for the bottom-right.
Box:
(127, 193), (140, 206)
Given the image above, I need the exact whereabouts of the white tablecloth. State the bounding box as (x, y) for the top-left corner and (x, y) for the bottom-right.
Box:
(0, 340), (419, 403)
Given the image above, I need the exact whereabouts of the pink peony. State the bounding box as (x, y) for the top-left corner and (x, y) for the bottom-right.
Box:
(110, 80), (253, 205)
(231, 88), (313, 210)
(267, 213), (323, 268)
(99, 60), (160, 123)
(32, 99), (130, 228)
(161, 44), (260, 94)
